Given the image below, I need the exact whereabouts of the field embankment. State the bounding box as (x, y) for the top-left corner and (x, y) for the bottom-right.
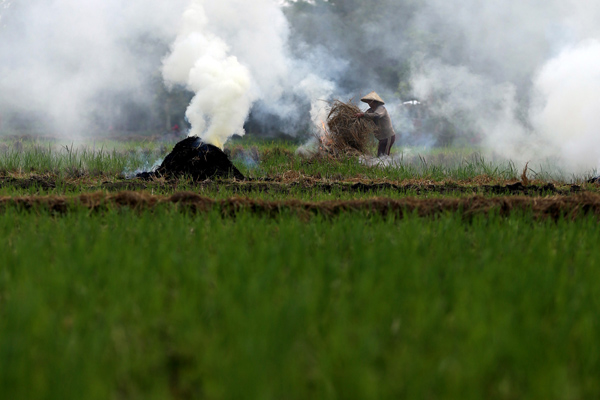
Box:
(1, 191), (600, 220)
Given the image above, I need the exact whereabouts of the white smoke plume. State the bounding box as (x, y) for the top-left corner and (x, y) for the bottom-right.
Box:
(400, 0), (600, 176)
(411, 61), (531, 160)
(162, 0), (339, 147)
(0, 0), (337, 142)
(530, 40), (600, 174)
(0, 1), (10, 24)
(162, 2), (254, 148)
(3, 0), (600, 178)
(0, 0), (188, 136)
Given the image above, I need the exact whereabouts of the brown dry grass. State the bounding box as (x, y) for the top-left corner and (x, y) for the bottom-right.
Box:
(0, 169), (590, 192)
(2, 191), (600, 220)
(320, 100), (376, 156)
(521, 162), (530, 186)
(0, 173), (586, 197)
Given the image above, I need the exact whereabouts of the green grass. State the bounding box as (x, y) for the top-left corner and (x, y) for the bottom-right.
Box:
(0, 135), (593, 200)
(239, 150), (521, 181)
(1, 136), (599, 399)
(0, 136), (524, 183)
(1, 208), (600, 399)
(0, 135), (596, 184)
(0, 139), (172, 177)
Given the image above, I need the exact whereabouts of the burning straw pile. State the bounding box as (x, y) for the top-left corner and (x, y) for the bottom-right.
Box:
(137, 136), (244, 181)
(320, 100), (376, 156)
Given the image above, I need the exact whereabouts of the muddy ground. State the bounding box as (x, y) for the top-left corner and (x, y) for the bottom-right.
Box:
(0, 174), (587, 196)
(2, 191), (600, 220)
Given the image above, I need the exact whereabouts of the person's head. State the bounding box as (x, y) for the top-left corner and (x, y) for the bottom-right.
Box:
(361, 91), (385, 108)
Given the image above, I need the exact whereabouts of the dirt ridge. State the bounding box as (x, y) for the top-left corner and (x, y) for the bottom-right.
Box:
(0, 176), (585, 196)
(2, 191), (600, 220)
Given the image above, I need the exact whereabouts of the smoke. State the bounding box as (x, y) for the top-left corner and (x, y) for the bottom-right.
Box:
(277, 0), (600, 175)
(162, 0), (339, 147)
(530, 40), (600, 174)
(411, 60), (530, 158)
(162, 2), (254, 148)
(0, 0), (187, 136)
(3, 0), (600, 176)
(409, 0), (600, 175)
(0, 0), (340, 146)
(0, 1), (10, 23)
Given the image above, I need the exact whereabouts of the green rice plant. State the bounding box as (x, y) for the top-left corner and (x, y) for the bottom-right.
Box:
(1, 209), (600, 399)
(0, 136), (596, 185)
(0, 140), (170, 177)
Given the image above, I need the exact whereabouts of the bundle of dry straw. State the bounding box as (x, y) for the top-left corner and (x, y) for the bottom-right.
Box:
(320, 100), (376, 156)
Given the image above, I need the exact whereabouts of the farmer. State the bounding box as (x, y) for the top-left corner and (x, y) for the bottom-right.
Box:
(355, 91), (396, 157)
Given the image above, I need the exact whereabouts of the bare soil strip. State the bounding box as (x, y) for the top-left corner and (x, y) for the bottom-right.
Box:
(2, 191), (600, 219)
(0, 176), (586, 196)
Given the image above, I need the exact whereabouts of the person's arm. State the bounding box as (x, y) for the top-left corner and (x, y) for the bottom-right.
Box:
(362, 107), (385, 121)
(356, 107), (376, 119)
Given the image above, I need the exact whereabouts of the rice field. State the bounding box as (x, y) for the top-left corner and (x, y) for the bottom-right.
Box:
(2, 135), (600, 399)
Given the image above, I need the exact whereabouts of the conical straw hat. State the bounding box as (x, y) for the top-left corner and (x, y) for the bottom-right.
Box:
(361, 91), (385, 104)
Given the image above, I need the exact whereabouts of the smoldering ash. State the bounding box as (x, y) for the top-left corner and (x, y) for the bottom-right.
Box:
(162, 1), (254, 149)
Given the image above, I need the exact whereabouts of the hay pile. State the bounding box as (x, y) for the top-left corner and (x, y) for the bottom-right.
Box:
(321, 100), (376, 156)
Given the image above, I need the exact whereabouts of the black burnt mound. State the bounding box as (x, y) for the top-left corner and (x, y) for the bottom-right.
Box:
(137, 136), (244, 181)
